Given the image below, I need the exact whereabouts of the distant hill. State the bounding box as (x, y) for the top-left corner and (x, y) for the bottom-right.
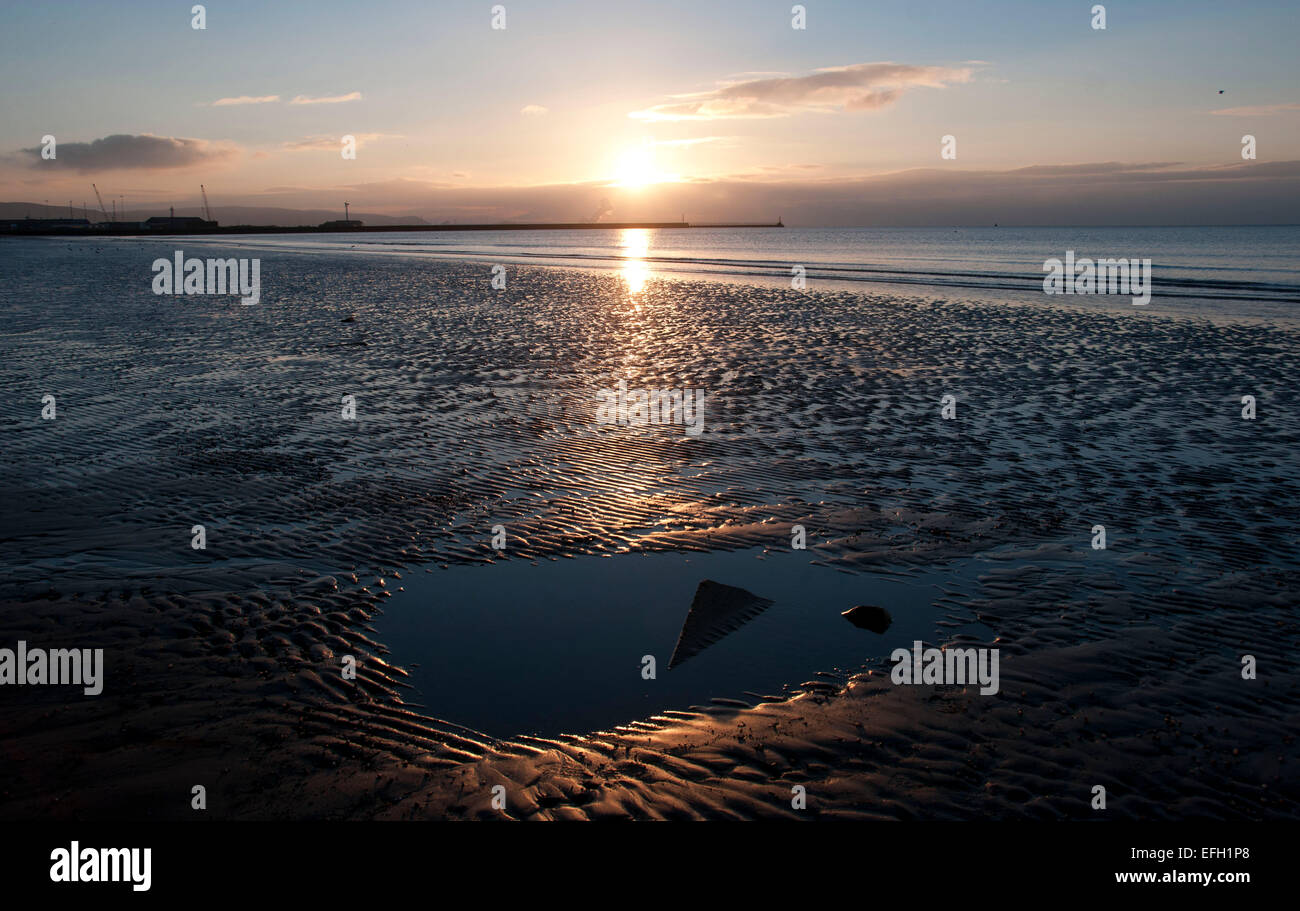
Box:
(0, 202), (429, 227)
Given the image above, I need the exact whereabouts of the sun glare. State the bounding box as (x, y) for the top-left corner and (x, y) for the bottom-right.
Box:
(612, 142), (678, 188)
(614, 144), (656, 188)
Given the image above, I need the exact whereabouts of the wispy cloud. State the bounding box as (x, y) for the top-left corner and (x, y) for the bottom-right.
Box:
(520, 104), (548, 116)
(1211, 102), (1300, 116)
(16, 133), (236, 171)
(283, 132), (401, 151)
(751, 162), (825, 174)
(211, 95), (280, 106)
(630, 62), (977, 121)
(653, 136), (726, 147)
(290, 91), (363, 105)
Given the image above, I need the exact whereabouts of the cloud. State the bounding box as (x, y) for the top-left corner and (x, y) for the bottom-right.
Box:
(290, 92), (363, 105)
(753, 163), (825, 174)
(653, 136), (726, 147)
(213, 159), (1299, 227)
(520, 104), (549, 116)
(212, 95), (280, 106)
(283, 133), (401, 151)
(1210, 102), (1300, 116)
(717, 70), (792, 81)
(16, 133), (236, 172)
(283, 136), (340, 152)
(17, 157), (1288, 226)
(630, 62), (976, 121)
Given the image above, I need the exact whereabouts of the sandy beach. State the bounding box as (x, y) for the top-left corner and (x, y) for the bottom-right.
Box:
(0, 238), (1295, 820)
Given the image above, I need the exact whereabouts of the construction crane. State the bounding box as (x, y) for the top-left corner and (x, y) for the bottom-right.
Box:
(200, 184), (213, 222)
(91, 184), (110, 222)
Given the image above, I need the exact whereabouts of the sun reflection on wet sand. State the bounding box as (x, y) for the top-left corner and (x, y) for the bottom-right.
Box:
(620, 228), (651, 302)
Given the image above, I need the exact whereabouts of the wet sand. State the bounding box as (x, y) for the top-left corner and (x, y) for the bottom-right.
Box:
(1, 240), (1296, 819)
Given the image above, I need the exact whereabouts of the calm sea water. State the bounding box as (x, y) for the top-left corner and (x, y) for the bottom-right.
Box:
(167, 224), (1300, 319)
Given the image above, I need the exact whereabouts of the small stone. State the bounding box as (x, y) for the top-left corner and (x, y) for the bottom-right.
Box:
(841, 604), (892, 634)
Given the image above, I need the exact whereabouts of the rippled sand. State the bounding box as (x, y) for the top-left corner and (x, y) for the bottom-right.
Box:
(1, 239), (1296, 819)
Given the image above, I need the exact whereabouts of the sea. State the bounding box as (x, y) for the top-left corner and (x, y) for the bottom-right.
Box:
(166, 224), (1300, 319)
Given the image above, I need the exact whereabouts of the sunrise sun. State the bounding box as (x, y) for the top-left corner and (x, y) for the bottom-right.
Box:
(612, 142), (675, 188)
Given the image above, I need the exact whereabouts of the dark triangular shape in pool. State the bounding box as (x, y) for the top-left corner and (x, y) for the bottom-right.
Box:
(669, 579), (775, 669)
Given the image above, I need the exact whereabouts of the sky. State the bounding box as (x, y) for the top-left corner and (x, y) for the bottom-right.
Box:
(1, 0), (1297, 225)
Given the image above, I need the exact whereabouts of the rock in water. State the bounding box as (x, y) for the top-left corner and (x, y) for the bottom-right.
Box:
(669, 580), (775, 669)
(842, 604), (892, 634)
